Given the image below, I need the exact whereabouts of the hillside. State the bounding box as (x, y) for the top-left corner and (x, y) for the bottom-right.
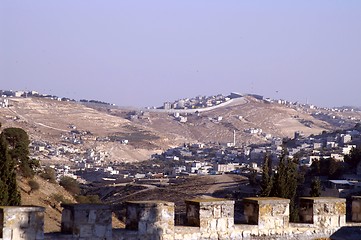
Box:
(106, 96), (337, 147)
(1, 96), (356, 165)
(17, 175), (76, 232)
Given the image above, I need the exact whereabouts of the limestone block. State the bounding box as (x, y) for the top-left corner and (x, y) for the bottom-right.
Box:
(217, 218), (227, 232)
(241, 230), (251, 238)
(126, 200), (175, 238)
(0, 206), (45, 240)
(208, 218), (217, 230)
(213, 205), (222, 218)
(299, 197), (346, 228)
(185, 197), (234, 232)
(175, 232), (199, 240)
(229, 230), (243, 239)
(61, 204), (112, 239)
(243, 197), (290, 230)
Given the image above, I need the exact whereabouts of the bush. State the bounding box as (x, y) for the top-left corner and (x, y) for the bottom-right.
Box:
(40, 167), (56, 183)
(28, 179), (40, 194)
(52, 193), (71, 204)
(59, 177), (80, 195)
(75, 195), (101, 204)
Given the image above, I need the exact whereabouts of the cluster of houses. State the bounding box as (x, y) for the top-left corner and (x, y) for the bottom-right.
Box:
(1, 89), (75, 104)
(162, 94), (233, 110)
(265, 97), (359, 129)
(28, 107), (361, 193)
(0, 89), (64, 100)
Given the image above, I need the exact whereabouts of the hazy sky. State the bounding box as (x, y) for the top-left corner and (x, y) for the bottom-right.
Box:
(1, 1), (361, 107)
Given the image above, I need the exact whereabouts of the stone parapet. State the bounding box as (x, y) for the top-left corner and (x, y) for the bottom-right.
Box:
(243, 197), (290, 232)
(3, 196), (361, 240)
(126, 200), (174, 240)
(0, 205), (44, 240)
(61, 204), (112, 240)
(299, 197), (346, 228)
(185, 197), (235, 233)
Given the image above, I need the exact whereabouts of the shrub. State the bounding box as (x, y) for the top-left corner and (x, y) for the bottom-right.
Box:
(52, 193), (71, 204)
(75, 195), (101, 204)
(28, 179), (40, 194)
(40, 167), (56, 183)
(59, 176), (80, 195)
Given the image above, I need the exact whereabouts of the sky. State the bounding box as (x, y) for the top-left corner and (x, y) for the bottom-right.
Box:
(1, 1), (361, 108)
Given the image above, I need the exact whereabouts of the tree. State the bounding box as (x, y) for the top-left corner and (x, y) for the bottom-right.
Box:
(1, 127), (38, 177)
(328, 158), (343, 179)
(248, 170), (258, 187)
(344, 146), (361, 172)
(310, 158), (344, 179)
(310, 177), (321, 197)
(0, 134), (21, 205)
(270, 151), (299, 221)
(260, 154), (272, 197)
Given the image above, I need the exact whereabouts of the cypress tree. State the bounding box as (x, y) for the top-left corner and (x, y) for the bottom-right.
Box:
(270, 151), (288, 197)
(260, 154), (272, 197)
(310, 177), (321, 197)
(0, 134), (21, 205)
(0, 135), (10, 205)
(270, 150), (299, 221)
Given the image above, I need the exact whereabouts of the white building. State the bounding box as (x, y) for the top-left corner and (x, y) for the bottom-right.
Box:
(213, 163), (236, 173)
(0, 98), (9, 108)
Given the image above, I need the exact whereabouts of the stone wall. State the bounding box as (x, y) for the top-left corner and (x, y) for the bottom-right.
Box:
(60, 204), (112, 240)
(243, 197), (290, 232)
(124, 201), (174, 240)
(0, 206), (44, 240)
(299, 197), (346, 228)
(2, 197), (361, 240)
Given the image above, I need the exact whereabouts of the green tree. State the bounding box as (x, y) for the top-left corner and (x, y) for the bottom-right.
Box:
(1, 127), (38, 177)
(0, 134), (21, 205)
(260, 154), (272, 197)
(270, 151), (299, 221)
(248, 170), (258, 187)
(310, 158), (343, 179)
(310, 177), (321, 197)
(344, 146), (361, 172)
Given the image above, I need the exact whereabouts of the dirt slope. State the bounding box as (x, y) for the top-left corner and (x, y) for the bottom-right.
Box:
(18, 176), (76, 232)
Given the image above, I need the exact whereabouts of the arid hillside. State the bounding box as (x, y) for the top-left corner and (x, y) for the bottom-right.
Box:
(0, 96), (358, 163)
